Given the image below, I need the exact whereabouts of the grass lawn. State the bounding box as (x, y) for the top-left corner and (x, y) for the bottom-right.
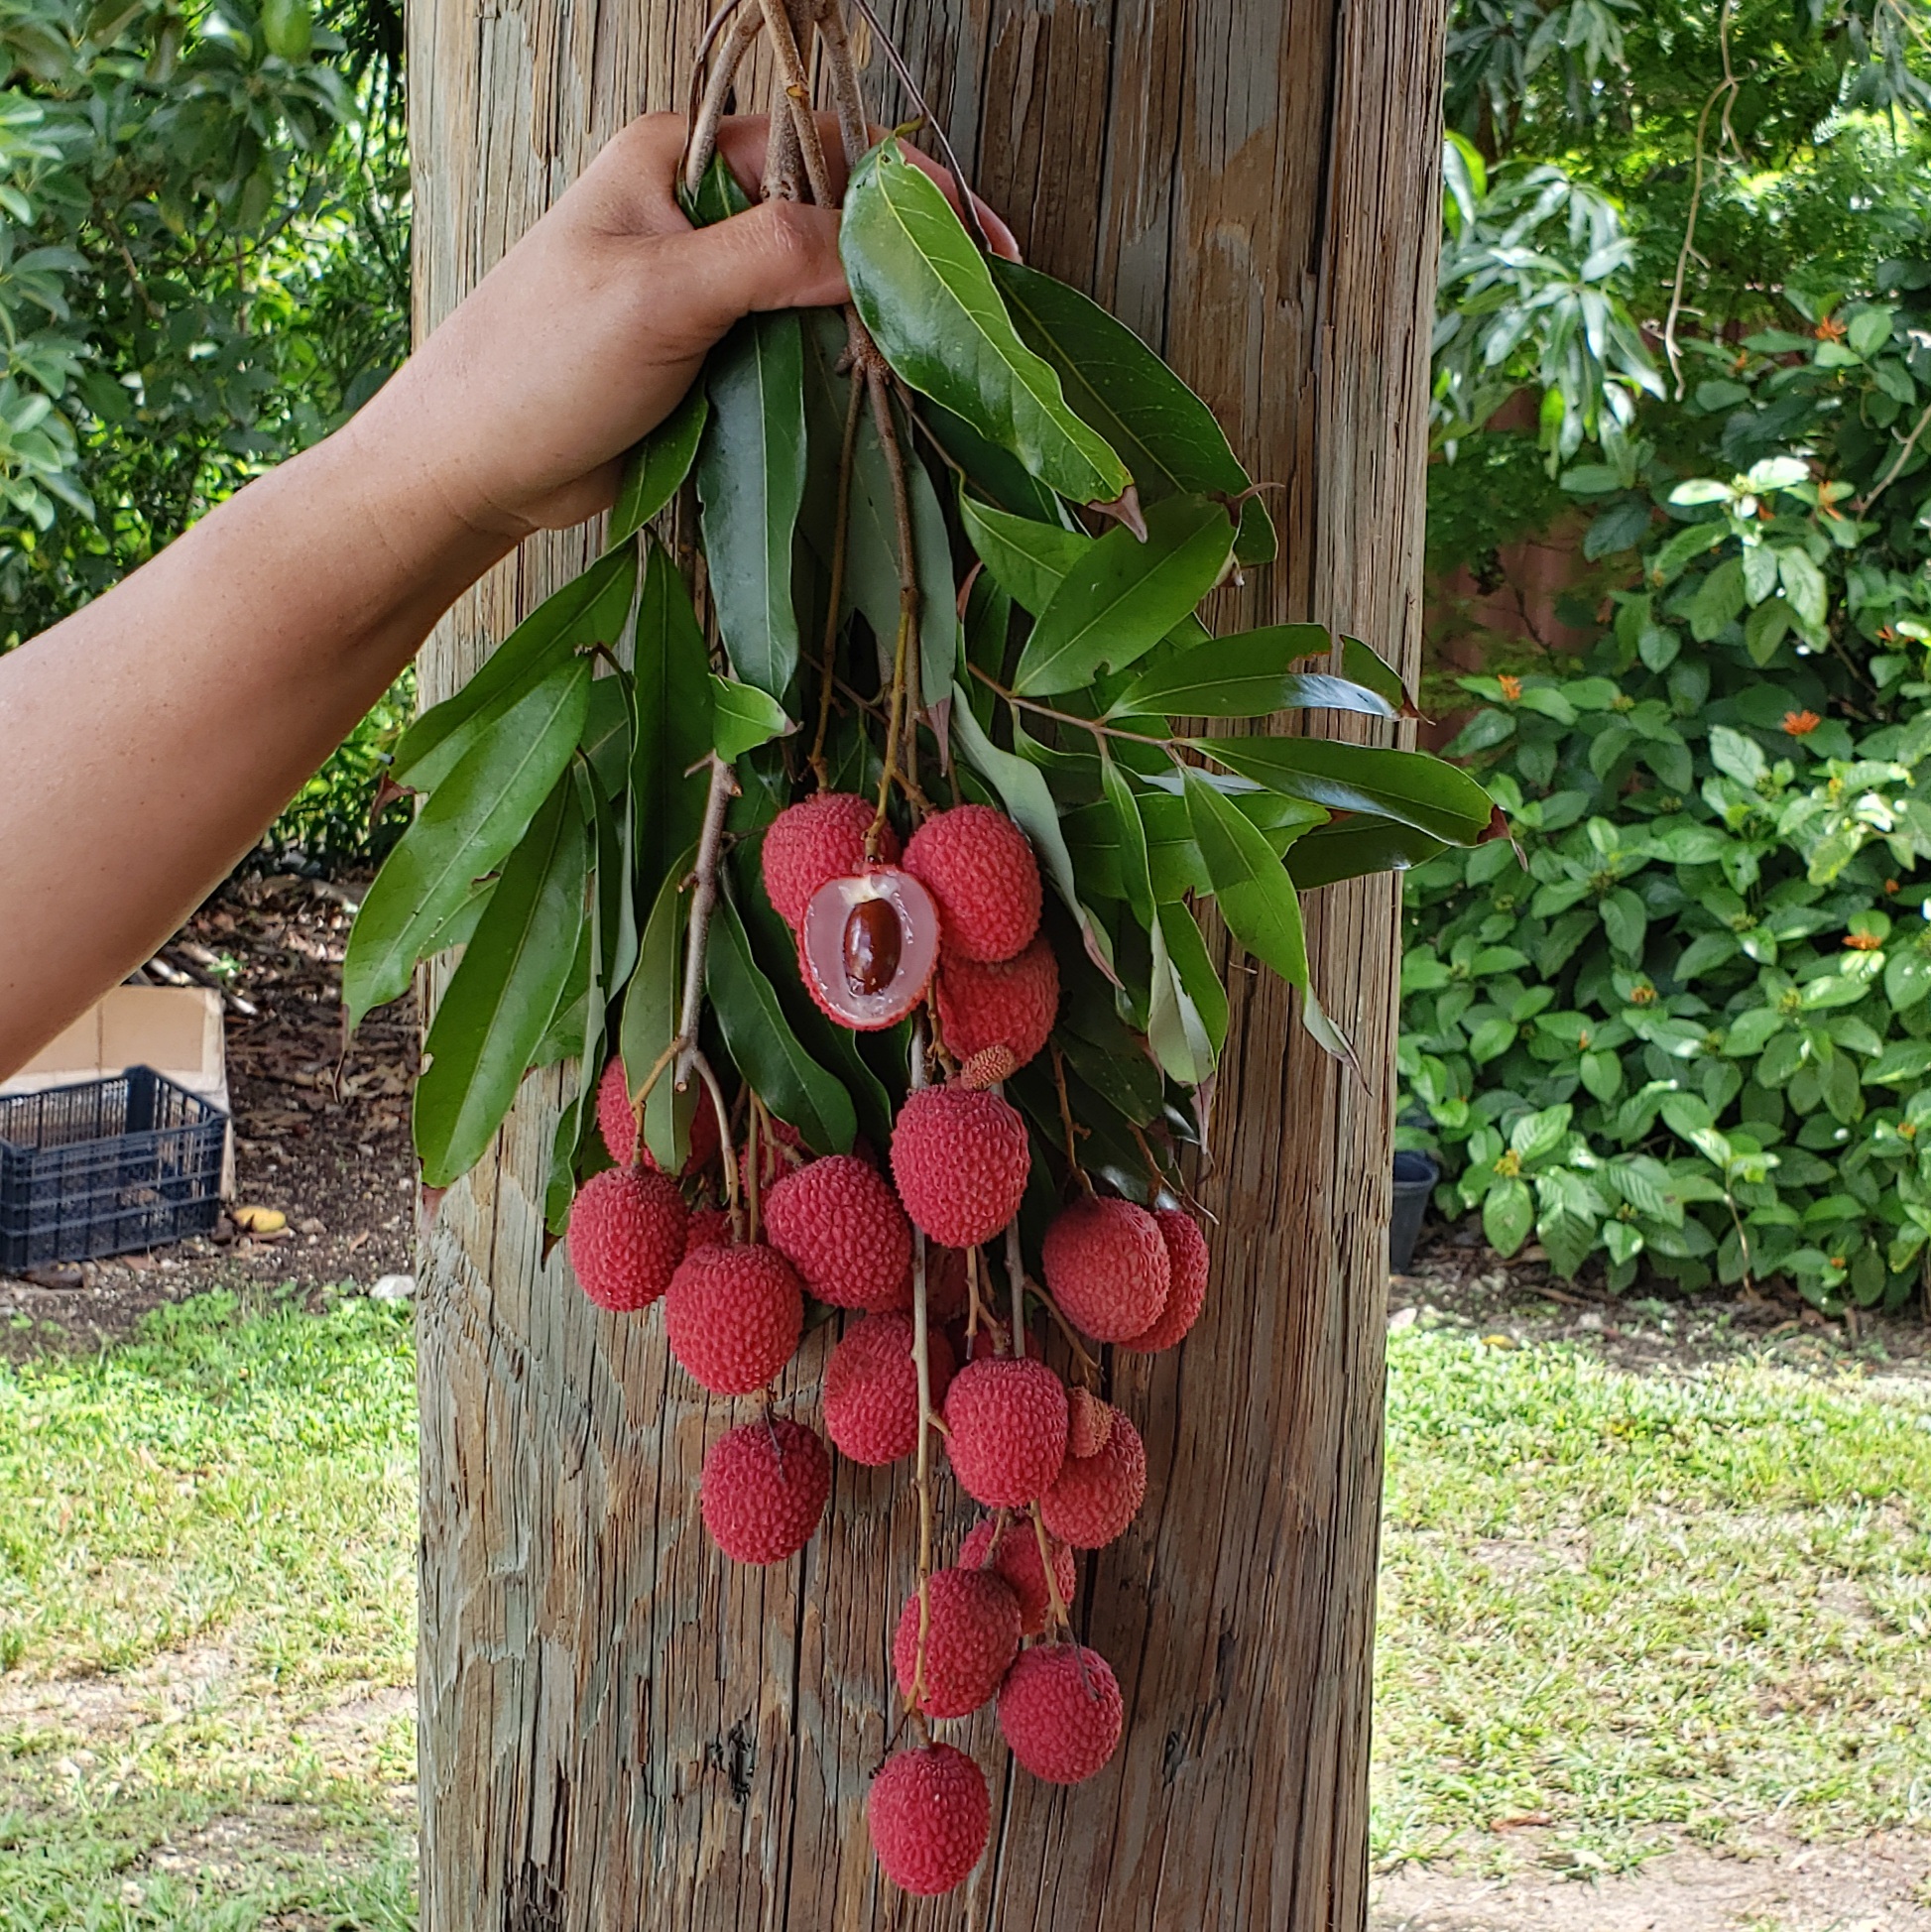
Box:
(1, 1289), (1927, 1925)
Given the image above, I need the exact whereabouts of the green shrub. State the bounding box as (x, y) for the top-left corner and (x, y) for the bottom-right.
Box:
(1401, 280), (1931, 1313)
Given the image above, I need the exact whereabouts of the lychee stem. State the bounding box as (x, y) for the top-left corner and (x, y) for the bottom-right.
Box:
(673, 753), (738, 1096)
(1049, 1042), (1096, 1195)
(1027, 1502), (1070, 1636)
(757, 0), (837, 208)
(808, 361), (865, 789)
(963, 1242), (984, 1349)
(745, 1092), (764, 1245)
(1032, 1279), (1103, 1389)
(681, 0), (761, 200)
(810, 0), (870, 171)
(905, 1018), (939, 1716)
(1004, 1218), (1027, 1363)
(690, 1052), (738, 1217)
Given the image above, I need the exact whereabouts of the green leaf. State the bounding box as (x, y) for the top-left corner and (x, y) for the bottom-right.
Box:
(959, 491), (1092, 614)
(1602, 888), (1647, 958)
(1339, 637), (1418, 717)
(1778, 546), (1828, 632)
(950, 679), (1118, 980)
(1115, 625), (1394, 721)
(1286, 817), (1447, 890)
(1183, 768), (1353, 1065)
(1579, 1048), (1624, 1102)
(580, 674), (633, 801)
(919, 396), (1069, 524)
(414, 779), (588, 1188)
(1147, 906), (1216, 1085)
(697, 308), (806, 698)
(1707, 724), (1766, 787)
(1509, 1103), (1572, 1163)
(1865, 1039), (1931, 1086)
(389, 547), (637, 792)
(707, 898), (855, 1152)
(1015, 494), (1232, 695)
(1484, 1176), (1534, 1257)
(1102, 755), (1155, 927)
(1724, 1007), (1785, 1055)
(988, 255), (1274, 562)
(840, 140), (1129, 507)
(609, 382), (708, 545)
(631, 539), (716, 880)
(680, 151), (753, 226)
(710, 675), (794, 761)
(1196, 736), (1498, 844)
(345, 659), (593, 1027)
(1885, 948), (1931, 1012)
(620, 851), (697, 1175)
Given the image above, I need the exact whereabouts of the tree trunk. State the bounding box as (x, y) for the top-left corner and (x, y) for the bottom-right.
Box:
(407, 5), (1444, 1927)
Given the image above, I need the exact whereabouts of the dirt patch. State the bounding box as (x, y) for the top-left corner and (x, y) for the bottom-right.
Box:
(1397, 1226), (1931, 1385)
(1372, 1829), (1931, 1930)
(1, 872), (419, 1354)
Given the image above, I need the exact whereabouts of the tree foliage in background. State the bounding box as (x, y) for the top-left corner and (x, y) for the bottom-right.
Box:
(0, 0), (410, 860)
(1408, 0), (1931, 1310)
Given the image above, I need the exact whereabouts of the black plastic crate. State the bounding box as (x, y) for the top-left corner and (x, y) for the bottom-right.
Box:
(0, 1067), (227, 1270)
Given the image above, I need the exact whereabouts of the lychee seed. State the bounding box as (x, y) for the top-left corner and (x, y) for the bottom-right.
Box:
(1040, 1407), (1147, 1549)
(903, 804), (1043, 963)
(942, 1356), (1068, 1507)
(892, 1567), (1022, 1719)
(890, 1085), (1030, 1250)
(761, 791), (899, 929)
(664, 1243), (803, 1395)
(960, 1516), (1077, 1639)
(565, 1164), (687, 1312)
(762, 1155), (911, 1311)
(1124, 1207), (1210, 1352)
(997, 1643), (1124, 1786)
(936, 932), (1059, 1069)
(700, 1417), (830, 1564)
(868, 1744), (990, 1897)
(1040, 1195), (1171, 1344)
(823, 1312), (956, 1466)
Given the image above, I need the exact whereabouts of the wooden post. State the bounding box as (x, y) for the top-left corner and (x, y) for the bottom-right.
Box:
(407, 4), (1445, 1926)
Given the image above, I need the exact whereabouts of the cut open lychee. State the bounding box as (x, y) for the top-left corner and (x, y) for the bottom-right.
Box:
(798, 868), (939, 1031)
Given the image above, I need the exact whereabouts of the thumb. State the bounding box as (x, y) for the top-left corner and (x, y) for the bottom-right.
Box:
(667, 200), (848, 336)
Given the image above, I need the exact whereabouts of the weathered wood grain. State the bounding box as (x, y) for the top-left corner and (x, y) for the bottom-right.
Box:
(410, 1), (1445, 1925)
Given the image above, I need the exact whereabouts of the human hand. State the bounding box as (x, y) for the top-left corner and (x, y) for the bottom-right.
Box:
(355, 112), (1017, 543)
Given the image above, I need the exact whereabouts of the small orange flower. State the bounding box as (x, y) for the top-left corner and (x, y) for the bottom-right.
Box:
(1815, 315), (1848, 342)
(1782, 709), (1823, 737)
(1629, 983), (1658, 1007)
(1844, 932), (1883, 951)
(1886, 879), (1901, 895)
(1498, 673), (1523, 701)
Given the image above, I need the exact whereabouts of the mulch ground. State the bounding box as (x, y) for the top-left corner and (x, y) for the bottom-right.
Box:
(0, 872), (419, 1355)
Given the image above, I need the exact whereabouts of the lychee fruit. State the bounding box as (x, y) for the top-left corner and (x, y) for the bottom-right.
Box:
(700, 1416), (830, 1564)
(1124, 1207), (1210, 1352)
(1040, 1406), (1146, 1548)
(892, 1567), (1022, 1718)
(942, 1357), (1067, 1507)
(797, 867), (940, 1031)
(960, 1516), (1077, 1638)
(868, 1744), (990, 1896)
(891, 1085), (1030, 1249)
(903, 804), (1042, 963)
(595, 1055), (721, 1173)
(936, 933), (1059, 1068)
(823, 1312), (956, 1466)
(1041, 1195), (1170, 1344)
(761, 791), (899, 929)
(1066, 1385), (1114, 1459)
(684, 1206), (731, 1256)
(565, 1165), (687, 1312)
(997, 1643), (1123, 1785)
(664, 1243), (803, 1394)
(762, 1155), (911, 1311)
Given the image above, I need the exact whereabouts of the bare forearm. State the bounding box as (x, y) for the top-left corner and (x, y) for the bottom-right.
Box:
(0, 419), (508, 1071)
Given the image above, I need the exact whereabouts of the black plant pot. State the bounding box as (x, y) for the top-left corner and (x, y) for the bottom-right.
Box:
(1389, 1149), (1439, 1275)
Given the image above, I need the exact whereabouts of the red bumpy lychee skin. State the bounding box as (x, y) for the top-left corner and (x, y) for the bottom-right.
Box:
(700, 1417), (830, 1564)
(892, 1567), (1023, 1718)
(1066, 1385), (1114, 1460)
(935, 933), (1059, 1068)
(960, 1516), (1077, 1638)
(1041, 1195), (1171, 1344)
(903, 804), (1043, 963)
(1124, 1207), (1210, 1352)
(596, 1055), (722, 1173)
(890, 1085), (1030, 1250)
(566, 1165), (688, 1312)
(762, 1155), (912, 1311)
(997, 1643), (1124, 1785)
(823, 1312), (956, 1466)
(868, 1744), (990, 1897)
(761, 791), (899, 929)
(664, 1244), (803, 1395)
(683, 1206), (731, 1257)
(1041, 1406), (1147, 1549)
(943, 1357), (1068, 1507)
